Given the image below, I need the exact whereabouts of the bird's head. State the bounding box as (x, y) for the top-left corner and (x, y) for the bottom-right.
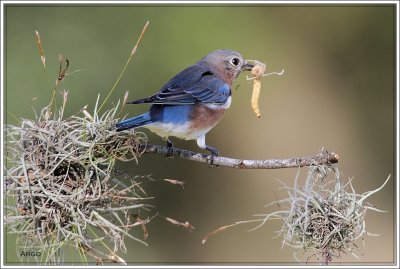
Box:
(200, 49), (254, 84)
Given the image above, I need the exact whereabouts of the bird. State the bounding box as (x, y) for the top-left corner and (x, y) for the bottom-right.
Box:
(116, 49), (254, 163)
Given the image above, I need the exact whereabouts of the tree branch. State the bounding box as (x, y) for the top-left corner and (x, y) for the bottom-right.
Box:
(140, 144), (339, 169)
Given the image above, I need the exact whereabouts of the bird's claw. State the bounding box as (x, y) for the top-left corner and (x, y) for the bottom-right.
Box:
(208, 154), (219, 168)
(165, 140), (174, 159)
(206, 146), (219, 168)
(165, 149), (174, 159)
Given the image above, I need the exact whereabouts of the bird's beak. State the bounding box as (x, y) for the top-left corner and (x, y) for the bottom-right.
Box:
(241, 61), (255, 71)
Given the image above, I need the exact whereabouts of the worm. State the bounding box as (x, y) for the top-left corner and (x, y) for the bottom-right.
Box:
(251, 63), (266, 118)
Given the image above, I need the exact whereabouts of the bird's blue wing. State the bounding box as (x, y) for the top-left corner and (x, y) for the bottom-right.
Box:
(128, 65), (231, 105)
(185, 76), (230, 104)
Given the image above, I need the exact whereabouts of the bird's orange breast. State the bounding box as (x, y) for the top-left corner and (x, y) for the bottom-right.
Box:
(188, 104), (226, 132)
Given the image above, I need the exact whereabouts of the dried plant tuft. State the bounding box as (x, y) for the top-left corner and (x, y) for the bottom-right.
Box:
(203, 165), (390, 264)
(5, 93), (152, 264)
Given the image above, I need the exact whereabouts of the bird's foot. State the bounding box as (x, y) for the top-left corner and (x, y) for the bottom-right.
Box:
(165, 140), (174, 158)
(206, 146), (219, 168)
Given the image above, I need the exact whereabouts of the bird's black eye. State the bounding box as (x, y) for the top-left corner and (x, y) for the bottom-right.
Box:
(230, 57), (240, 66)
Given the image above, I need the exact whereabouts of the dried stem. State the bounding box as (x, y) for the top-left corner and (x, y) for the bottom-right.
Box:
(97, 21), (150, 113)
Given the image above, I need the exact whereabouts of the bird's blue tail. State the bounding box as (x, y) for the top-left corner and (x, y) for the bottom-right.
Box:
(116, 112), (153, 131)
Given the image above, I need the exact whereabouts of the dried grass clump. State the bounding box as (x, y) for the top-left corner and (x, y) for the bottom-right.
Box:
(4, 93), (152, 264)
(271, 166), (389, 264)
(203, 164), (390, 264)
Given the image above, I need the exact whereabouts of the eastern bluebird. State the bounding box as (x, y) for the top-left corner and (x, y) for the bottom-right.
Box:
(116, 49), (254, 161)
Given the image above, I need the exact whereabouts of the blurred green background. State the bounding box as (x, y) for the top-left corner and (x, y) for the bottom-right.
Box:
(4, 4), (395, 265)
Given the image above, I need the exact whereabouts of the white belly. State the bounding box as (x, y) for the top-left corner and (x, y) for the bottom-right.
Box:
(144, 99), (230, 141)
(145, 122), (212, 141)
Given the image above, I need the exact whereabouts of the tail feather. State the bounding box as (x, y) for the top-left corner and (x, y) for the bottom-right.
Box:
(116, 112), (152, 131)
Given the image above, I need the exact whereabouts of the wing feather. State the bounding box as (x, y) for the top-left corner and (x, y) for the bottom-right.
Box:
(127, 64), (230, 105)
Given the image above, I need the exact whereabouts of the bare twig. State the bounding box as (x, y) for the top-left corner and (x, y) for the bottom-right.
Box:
(140, 144), (339, 169)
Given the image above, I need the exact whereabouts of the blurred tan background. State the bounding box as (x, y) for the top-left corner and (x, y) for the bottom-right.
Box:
(4, 4), (396, 265)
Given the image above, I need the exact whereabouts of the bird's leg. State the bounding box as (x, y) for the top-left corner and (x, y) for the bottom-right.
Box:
(197, 135), (219, 167)
(205, 145), (219, 167)
(165, 139), (174, 158)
